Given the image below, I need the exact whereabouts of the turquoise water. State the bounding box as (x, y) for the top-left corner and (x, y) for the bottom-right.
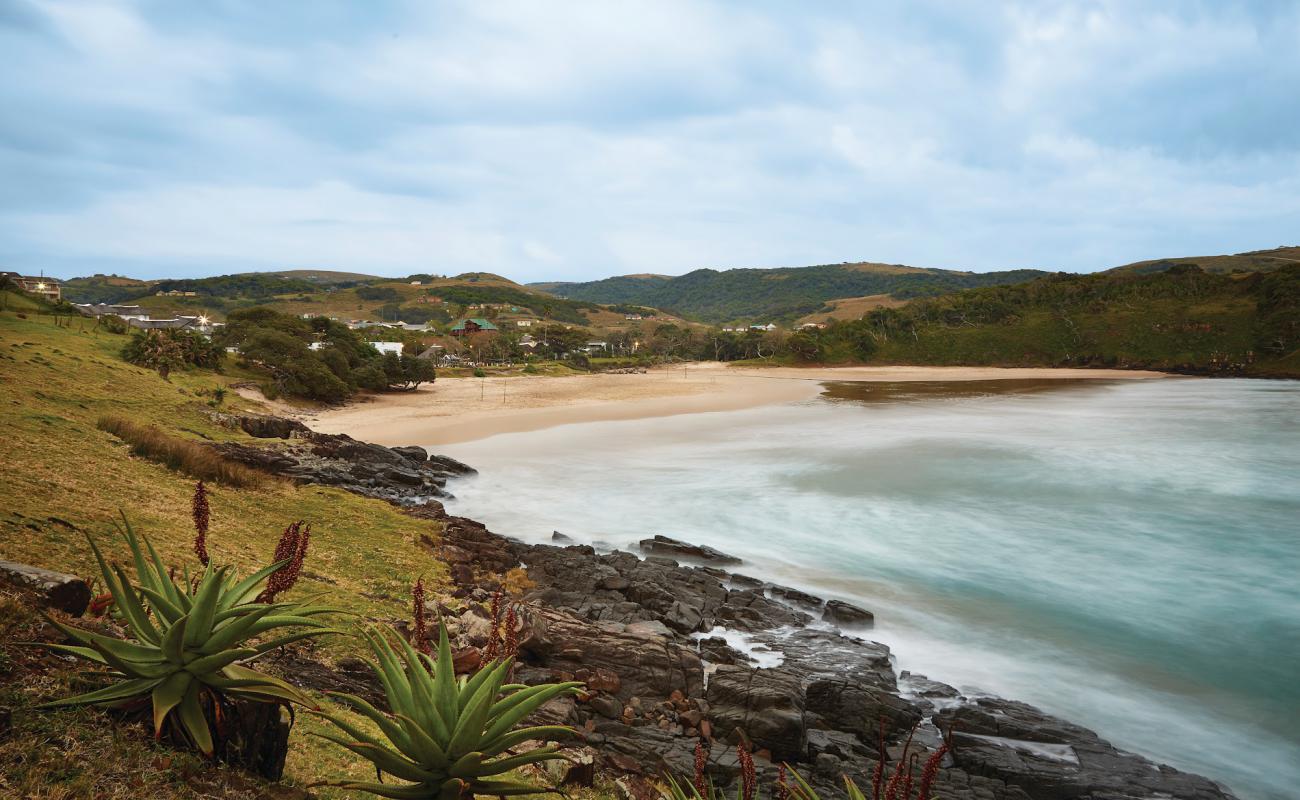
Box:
(438, 378), (1300, 800)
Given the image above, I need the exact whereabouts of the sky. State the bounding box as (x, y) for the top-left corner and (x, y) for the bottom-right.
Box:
(2, 1), (1298, 283)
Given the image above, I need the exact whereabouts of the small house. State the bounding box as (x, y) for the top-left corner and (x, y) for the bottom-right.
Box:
(449, 318), (499, 337)
(371, 341), (404, 356)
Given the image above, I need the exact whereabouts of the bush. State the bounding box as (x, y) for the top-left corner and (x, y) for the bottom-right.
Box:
(122, 329), (223, 374)
(473, 367), (486, 377)
(97, 415), (267, 488)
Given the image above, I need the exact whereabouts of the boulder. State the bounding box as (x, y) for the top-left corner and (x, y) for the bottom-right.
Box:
(638, 535), (742, 565)
(391, 445), (428, 463)
(0, 560), (91, 616)
(822, 599), (874, 627)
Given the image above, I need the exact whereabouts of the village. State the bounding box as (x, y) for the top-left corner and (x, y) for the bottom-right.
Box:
(2, 272), (820, 370)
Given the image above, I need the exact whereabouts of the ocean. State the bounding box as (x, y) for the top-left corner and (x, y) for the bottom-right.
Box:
(437, 377), (1300, 800)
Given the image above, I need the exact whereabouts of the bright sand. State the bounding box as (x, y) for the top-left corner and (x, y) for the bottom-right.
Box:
(304, 363), (1168, 446)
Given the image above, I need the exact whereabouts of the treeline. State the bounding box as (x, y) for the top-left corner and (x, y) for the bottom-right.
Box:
(791, 265), (1300, 375)
(543, 264), (1048, 323)
(217, 308), (435, 401)
(431, 284), (598, 325)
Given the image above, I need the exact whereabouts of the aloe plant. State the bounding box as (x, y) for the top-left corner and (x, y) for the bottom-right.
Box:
(35, 517), (338, 756)
(314, 623), (583, 799)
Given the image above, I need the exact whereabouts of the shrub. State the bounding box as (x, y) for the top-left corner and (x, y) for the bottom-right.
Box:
(33, 518), (339, 763)
(473, 367), (486, 377)
(97, 415), (267, 488)
(313, 624), (582, 798)
(122, 329), (223, 374)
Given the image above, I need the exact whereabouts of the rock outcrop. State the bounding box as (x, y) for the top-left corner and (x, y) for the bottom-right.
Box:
(208, 412), (474, 505)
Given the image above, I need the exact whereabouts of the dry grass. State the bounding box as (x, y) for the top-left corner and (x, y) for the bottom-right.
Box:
(96, 414), (267, 488)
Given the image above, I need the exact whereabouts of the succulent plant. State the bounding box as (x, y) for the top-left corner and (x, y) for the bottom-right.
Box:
(314, 623), (583, 799)
(35, 516), (339, 756)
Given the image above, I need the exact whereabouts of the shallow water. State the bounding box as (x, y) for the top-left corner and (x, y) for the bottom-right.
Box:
(437, 377), (1300, 800)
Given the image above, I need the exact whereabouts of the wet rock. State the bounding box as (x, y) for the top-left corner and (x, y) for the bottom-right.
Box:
(706, 665), (807, 762)
(936, 698), (1237, 800)
(638, 535), (742, 565)
(822, 599), (874, 627)
(552, 531), (574, 543)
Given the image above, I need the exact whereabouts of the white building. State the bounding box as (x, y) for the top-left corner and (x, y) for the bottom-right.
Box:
(371, 341), (404, 356)
(515, 319), (534, 328)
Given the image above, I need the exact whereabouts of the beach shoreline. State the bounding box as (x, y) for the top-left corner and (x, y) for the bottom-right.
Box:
(303, 363), (1170, 446)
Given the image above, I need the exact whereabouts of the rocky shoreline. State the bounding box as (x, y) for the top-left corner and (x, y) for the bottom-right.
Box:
(225, 414), (1238, 800)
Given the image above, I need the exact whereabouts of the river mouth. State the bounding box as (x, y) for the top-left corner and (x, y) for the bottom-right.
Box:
(437, 377), (1300, 800)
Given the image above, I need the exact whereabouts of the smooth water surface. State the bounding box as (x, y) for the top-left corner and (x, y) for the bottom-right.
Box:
(438, 378), (1300, 800)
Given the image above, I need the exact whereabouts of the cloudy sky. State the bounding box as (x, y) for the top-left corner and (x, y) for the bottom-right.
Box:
(2, 1), (1298, 282)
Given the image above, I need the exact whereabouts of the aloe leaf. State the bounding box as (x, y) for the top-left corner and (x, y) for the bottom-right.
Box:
(447, 660), (510, 758)
(183, 647), (257, 675)
(250, 627), (340, 653)
(160, 615), (188, 665)
(326, 692), (419, 761)
(37, 676), (163, 708)
(176, 681), (214, 756)
(482, 683), (583, 744)
(36, 643), (109, 664)
(432, 624), (458, 728)
(151, 671), (192, 736)
(311, 731), (439, 783)
(109, 565), (161, 644)
(474, 746), (565, 778)
(200, 605), (276, 654)
(480, 725), (576, 758)
(183, 564), (225, 647)
(392, 712), (450, 769)
(136, 585), (186, 625)
(448, 750), (483, 778)
(218, 559), (291, 611)
(334, 781), (437, 800)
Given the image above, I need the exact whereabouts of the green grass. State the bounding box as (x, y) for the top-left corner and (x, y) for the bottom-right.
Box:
(0, 309), (449, 796)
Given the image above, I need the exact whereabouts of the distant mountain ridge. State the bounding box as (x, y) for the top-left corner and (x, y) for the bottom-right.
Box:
(532, 261), (1049, 323)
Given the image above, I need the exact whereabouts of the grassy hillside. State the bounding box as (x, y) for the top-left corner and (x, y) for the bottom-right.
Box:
(811, 264), (1300, 377)
(0, 307), (452, 796)
(535, 262), (1048, 323)
(1109, 245), (1300, 276)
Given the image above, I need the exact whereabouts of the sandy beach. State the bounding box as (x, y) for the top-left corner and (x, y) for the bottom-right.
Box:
(304, 363), (1169, 446)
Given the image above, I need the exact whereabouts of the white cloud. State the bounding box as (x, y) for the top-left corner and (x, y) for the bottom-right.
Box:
(1, 0), (1298, 280)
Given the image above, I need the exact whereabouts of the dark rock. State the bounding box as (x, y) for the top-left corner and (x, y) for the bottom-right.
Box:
(936, 698), (1237, 800)
(588, 693), (624, 719)
(706, 665), (807, 762)
(426, 454), (476, 475)
(517, 605), (704, 702)
(235, 414), (310, 439)
(638, 535), (742, 565)
(823, 599), (874, 627)
(552, 531), (574, 543)
(767, 584), (824, 610)
(391, 445), (428, 463)
(0, 560), (91, 616)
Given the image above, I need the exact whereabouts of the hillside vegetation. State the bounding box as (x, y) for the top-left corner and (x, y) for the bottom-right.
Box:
(0, 306), (454, 796)
(793, 264), (1300, 377)
(535, 262), (1048, 323)
(1109, 245), (1300, 276)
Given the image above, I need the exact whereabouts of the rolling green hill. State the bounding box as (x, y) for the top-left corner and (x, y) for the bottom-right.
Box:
(533, 262), (1049, 323)
(1108, 245), (1300, 276)
(803, 264), (1300, 377)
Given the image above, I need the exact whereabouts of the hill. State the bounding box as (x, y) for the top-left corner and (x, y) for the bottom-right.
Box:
(0, 306), (451, 796)
(804, 264), (1300, 377)
(1109, 245), (1300, 276)
(532, 262), (1049, 323)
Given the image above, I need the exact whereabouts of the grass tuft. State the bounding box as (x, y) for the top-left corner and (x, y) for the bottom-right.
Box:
(96, 414), (267, 488)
